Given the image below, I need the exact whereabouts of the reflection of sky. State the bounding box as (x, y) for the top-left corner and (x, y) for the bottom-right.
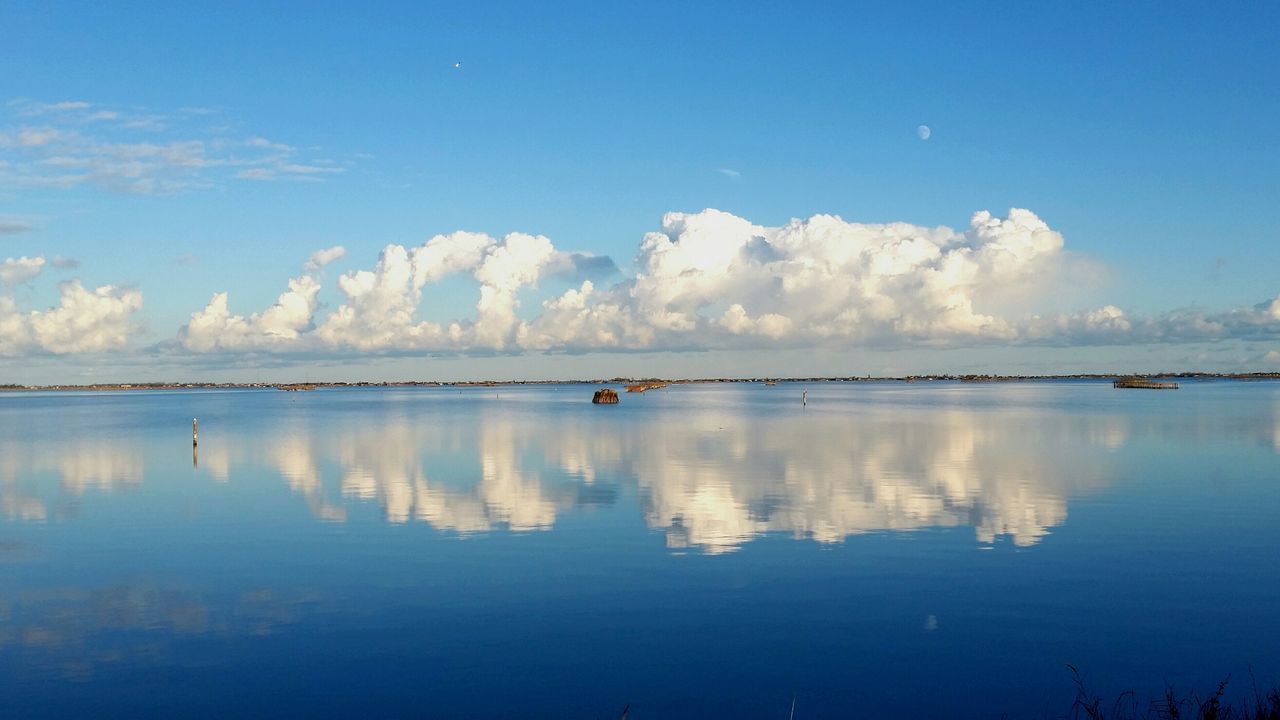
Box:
(0, 584), (314, 681)
(0, 385), (1141, 551)
(631, 410), (1107, 551)
(4, 385), (1280, 717)
(204, 406), (1115, 549)
(5, 383), (1280, 552)
(332, 418), (560, 530)
(1, 438), (144, 522)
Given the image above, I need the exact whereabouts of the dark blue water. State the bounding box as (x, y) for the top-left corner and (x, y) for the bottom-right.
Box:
(2, 382), (1278, 718)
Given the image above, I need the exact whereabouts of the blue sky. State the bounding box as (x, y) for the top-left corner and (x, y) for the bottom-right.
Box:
(1, 1), (1277, 382)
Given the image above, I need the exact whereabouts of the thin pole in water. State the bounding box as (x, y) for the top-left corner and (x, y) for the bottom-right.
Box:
(802, 389), (807, 407)
(192, 418), (198, 446)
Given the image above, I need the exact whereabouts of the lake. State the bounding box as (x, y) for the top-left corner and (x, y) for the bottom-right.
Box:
(2, 381), (1278, 718)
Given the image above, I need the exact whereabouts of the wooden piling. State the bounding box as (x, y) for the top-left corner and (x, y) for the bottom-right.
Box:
(193, 418), (198, 446)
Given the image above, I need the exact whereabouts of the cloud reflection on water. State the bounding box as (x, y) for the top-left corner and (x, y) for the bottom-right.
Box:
(332, 419), (560, 531)
(0, 393), (1189, 551)
(1, 439), (144, 521)
(0, 584), (316, 681)
(212, 403), (1133, 551)
(585, 409), (1115, 551)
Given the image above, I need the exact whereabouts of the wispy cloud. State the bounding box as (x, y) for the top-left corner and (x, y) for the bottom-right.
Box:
(0, 217), (35, 235)
(50, 255), (79, 269)
(304, 246), (346, 272)
(0, 99), (350, 194)
(8, 99), (90, 116)
(716, 167), (742, 181)
(238, 160), (345, 182)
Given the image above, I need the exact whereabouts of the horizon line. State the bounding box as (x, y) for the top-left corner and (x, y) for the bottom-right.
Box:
(5, 371), (1280, 392)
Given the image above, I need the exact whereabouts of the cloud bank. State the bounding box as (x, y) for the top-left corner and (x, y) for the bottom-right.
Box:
(4, 207), (1278, 360)
(178, 207), (1280, 356)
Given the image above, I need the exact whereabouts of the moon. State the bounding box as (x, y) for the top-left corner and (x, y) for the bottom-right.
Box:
(917, 124), (931, 140)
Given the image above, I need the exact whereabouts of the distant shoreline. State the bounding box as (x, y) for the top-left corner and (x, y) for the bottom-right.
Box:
(3, 372), (1280, 393)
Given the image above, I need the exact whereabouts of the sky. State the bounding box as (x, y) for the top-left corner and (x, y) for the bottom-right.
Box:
(1, 1), (1277, 382)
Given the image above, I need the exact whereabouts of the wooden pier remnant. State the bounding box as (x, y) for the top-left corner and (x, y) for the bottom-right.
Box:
(193, 418), (198, 446)
(592, 388), (620, 404)
(1113, 376), (1179, 390)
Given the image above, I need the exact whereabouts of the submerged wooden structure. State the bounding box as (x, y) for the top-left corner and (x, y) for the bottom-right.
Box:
(1113, 376), (1179, 390)
(625, 382), (669, 393)
(592, 388), (620, 404)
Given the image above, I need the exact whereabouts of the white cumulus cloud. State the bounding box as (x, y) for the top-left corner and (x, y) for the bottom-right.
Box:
(1, 256), (46, 286)
(27, 281), (144, 353)
(182, 275), (323, 353)
(0, 262), (142, 356)
(534, 207), (1066, 349)
(187, 230), (568, 353)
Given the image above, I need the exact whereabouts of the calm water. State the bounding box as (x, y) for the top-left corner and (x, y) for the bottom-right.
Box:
(1, 381), (1278, 718)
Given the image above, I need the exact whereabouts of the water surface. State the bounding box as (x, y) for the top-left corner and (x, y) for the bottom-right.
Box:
(2, 382), (1278, 717)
